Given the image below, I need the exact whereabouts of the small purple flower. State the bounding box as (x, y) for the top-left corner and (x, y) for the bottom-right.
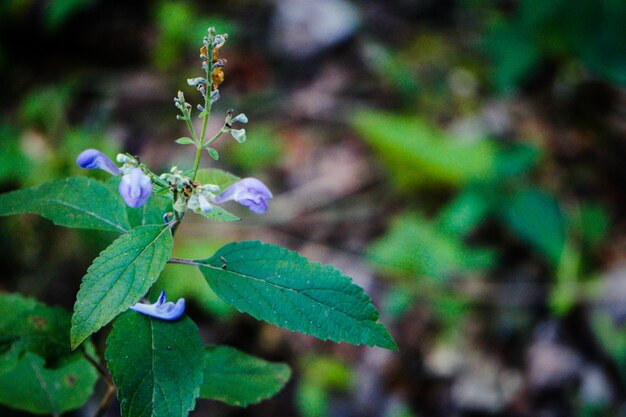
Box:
(130, 291), (185, 321)
(76, 149), (120, 176)
(119, 168), (152, 208)
(212, 177), (273, 214)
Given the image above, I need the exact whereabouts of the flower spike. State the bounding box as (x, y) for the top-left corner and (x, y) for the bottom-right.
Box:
(129, 291), (185, 321)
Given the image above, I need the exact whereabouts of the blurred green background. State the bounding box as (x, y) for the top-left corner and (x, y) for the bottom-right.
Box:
(1, 0), (625, 416)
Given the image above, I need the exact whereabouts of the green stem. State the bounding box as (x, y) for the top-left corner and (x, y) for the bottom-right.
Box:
(191, 146), (203, 181)
(191, 41), (214, 181)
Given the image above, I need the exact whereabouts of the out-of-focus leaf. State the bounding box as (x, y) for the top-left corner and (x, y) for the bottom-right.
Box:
(353, 111), (497, 189)
(0, 294), (98, 415)
(578, 203), (610, 249)
(0, 125), (29, 183)
(437, 186), (494, 236)
(493, 143), (541, 179)
(369, 211), (495, 280)
(227, 125), (285, 172)
(498, 188), (565, 264)
(200, 345), (291, 406)
(591, 312), (626, 382)
(296, 356), (352, 417)
(45, 0), (96, 30)
(0, 351), (98, 415)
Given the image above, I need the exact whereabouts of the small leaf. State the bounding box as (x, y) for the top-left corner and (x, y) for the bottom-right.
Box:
(105, 312), (204, 417)
(200, 345), (291, 407)
(0, 352), (98, 415)
(195, 168), (240, 190)
(206, 147), (219, 160)
(0, 177), (131, 233)
(195, 241), (397, 350)
(175, 137), (196, 145)
(192, 205), (240, 222)
(71, 224), (174, 349)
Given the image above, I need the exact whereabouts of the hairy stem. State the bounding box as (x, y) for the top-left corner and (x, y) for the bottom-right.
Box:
(83, 351), (116, 417)
(168, 257), (199, 266)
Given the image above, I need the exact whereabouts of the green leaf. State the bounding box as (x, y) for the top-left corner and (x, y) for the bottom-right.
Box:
(175, 137), (195, 145)
(127, 195), (173, 228)
(195, 168), (240, 190)
(195, 241), (397, 350)
(498, 188), (565, 264)
(0, 351), (98, 415)
(105, 312), (204, 417)
(0, 293), (71, 361)
(369, 211), (495, 280)
(200, 345), (291, 407)
(71, 224), (174, 349)
(206, 147), (219, 160)
(0, 293), (98, 415)
(352, 111), (497, 189)
(192, 205), (240, 222)
(0, 177), (131, 232)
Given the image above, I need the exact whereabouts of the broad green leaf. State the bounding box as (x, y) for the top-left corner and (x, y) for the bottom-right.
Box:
(352, 111), (497, 189)
(127, 195), (173, 228)
(498, 188), (565, 264)
(436, 187), (494, 236)
(195, 168), (240, 190)
(0, 177), (131, 233)
(192, 205), (240, 222)
(200, 345), (291, 406)
(0, 351), (98, 415)
(175, 137), (195, 145)
(195, 241), (397, 350)
(105, 312), (204, 417)
(0, 293), (71, 361)
(71, 224), (174, 349)
(369, 212), (495, 280)
(0, 293), (98, 414)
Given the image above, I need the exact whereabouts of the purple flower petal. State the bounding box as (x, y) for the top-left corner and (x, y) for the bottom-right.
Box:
(76, 149), (120, 176)
(119, 168), (152, 208)
(129, 290), (185, 321)
(212, 178), (273, 214)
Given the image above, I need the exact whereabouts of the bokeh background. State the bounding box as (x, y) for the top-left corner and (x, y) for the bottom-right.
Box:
(1, 0), (626, 416)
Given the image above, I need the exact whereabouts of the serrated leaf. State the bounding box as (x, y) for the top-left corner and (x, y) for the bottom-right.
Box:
(192, 205), (240, 222)
(0, 293), (98, 414)
(0, 177), (131, 232)
(71, 224), (174, 349)
(200, 345), (291, 407)
(0, 351), (98, 415)
(175, 137), (195, 145)
(195, 168), (240, 190)
(195, 241), (397, 350)
(105, 312), (204, 417)
(206, 147), (219, 160)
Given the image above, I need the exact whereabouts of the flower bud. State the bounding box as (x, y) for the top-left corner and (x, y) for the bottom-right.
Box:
(118, 168), (152, 208)
(76, 149), (120, 176)
(212, 178), (273, 214)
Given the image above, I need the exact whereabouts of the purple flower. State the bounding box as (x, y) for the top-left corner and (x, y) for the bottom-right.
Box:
(76, 149), (120, 176)
(212, 177), (273, 214)
(119, 168), (152, 208)
(130, 291), (185, 321)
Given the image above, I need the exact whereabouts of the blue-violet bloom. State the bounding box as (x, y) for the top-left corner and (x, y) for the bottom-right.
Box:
(130, 291), (185, 321)
(213, 177), (273, 214)
(119, 167), (152, 208)
(76, 149), (120, 175)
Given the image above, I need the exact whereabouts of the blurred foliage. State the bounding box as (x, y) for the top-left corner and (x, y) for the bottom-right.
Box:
(296, 355), (353, 417)
(483, 0), (626, 90)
